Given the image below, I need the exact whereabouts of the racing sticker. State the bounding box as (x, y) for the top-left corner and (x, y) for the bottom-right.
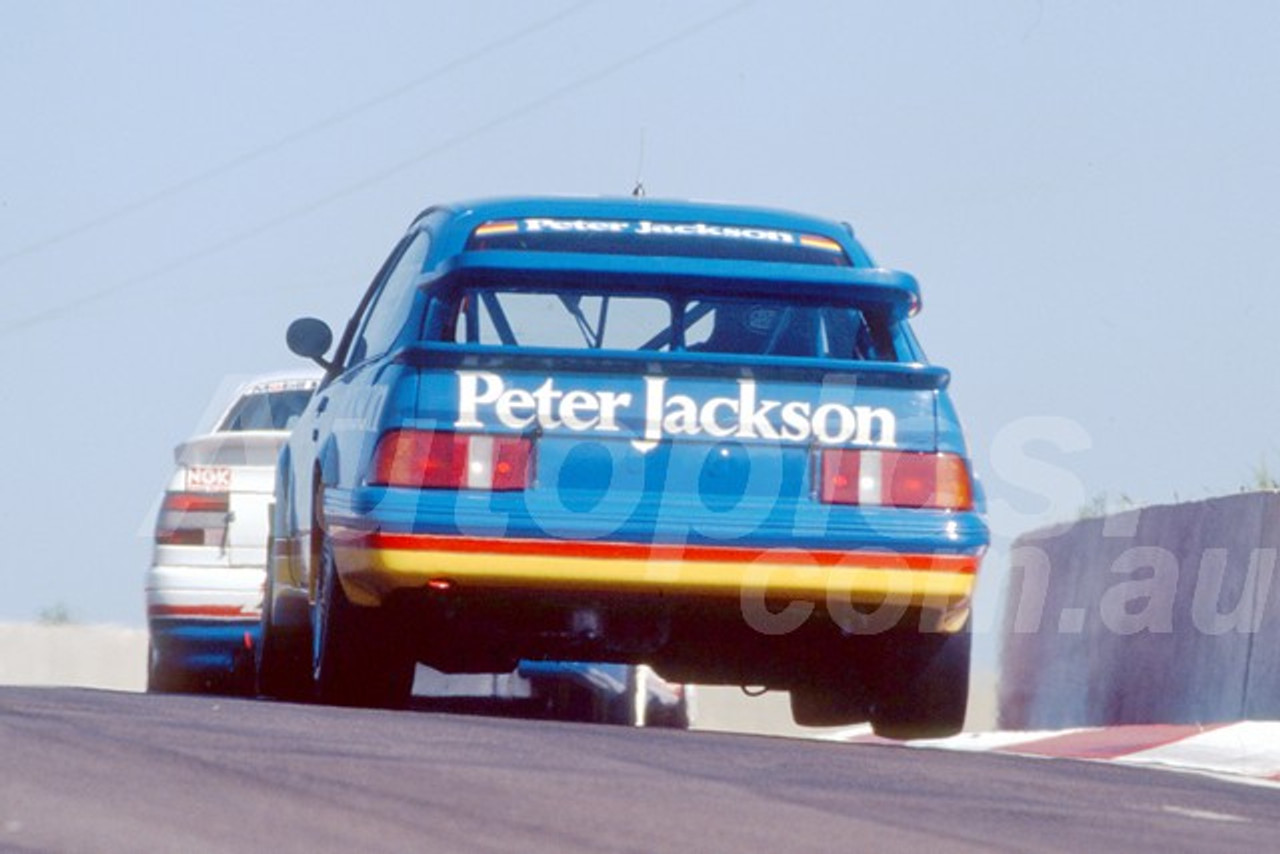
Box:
(471, 218), (845, 253)
(185, 465), (232, 491)
(455, 370), (896, 452)
(245, 378), (320, 395)
(798, 234), (842, 252)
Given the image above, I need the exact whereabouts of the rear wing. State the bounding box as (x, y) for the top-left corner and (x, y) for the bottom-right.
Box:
(433, 253), (923, 319)
(175, 431), (289, 468)
(396, 344), (951, 392)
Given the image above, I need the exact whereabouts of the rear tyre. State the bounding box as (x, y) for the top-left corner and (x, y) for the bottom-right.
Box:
(257, 587), (312, 702)
(869, 625), (970, 740)
(256, 511), (313, 702)
(788, 642), (873, 727)
(789, 684), (870, 728)
(312, 536), (414, 708)
(147, 643), (194, 694)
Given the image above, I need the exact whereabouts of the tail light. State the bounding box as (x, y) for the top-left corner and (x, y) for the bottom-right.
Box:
(155, 491), (230, 546)
(819, 449), (973, 510)
(370, 430), (533, 490)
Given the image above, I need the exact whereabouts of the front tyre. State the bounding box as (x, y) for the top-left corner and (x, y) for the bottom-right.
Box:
(312, 536), (414, 709)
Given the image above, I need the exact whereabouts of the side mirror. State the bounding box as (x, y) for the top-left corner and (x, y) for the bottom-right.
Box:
(286, 317), (334, 370)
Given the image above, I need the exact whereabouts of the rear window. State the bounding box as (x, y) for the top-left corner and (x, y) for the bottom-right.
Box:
(682, 300), (894, 360)
(439, 288), (896, 361)
(459, 291), (670, 350)
(466, 218), (851, 267)
(218, 387), (315, 432)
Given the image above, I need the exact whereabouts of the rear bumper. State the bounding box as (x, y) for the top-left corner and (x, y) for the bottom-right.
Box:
(148, 619), (260, 676)
(328, 527), (978, 620)
(145, 564), (265, 621)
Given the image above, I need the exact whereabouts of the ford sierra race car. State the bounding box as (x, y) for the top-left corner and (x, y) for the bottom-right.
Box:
(146, 370), (321, 693)
(258, 196), (988, 738)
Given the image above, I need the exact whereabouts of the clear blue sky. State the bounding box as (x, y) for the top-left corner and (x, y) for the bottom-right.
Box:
(3, 0), (1279, 678)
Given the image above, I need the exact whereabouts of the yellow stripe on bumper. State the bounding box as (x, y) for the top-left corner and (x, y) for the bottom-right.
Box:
(333, 543), (976, 613)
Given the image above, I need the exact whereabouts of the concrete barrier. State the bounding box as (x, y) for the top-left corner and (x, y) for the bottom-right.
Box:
(0, 624), (147, 691)
(999, 492), (1280, 729)
(1245, 501), (1280, 720)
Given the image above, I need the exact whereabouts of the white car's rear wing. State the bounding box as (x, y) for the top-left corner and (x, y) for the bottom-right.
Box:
(175, 430), (289, 469)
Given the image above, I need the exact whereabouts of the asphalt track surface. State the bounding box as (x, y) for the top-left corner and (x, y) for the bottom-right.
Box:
(1, 688), (1276, 853)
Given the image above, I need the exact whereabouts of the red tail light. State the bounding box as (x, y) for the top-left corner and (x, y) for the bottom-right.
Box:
(370, 430), (533, 490)
(819, 450), (973, 510)
(155, 491), (230, 546)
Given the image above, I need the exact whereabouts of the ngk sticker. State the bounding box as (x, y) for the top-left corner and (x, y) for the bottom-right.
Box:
(185, 466), (232, 491)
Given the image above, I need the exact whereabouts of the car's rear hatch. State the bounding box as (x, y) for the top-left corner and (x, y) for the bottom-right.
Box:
(165, 430), (285, 567)
(390, 347), (961, 555)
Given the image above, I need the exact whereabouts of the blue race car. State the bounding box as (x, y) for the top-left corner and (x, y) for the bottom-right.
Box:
(257, 197), (987, 738)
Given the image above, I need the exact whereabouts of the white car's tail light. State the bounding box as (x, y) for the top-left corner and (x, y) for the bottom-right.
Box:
(370, 430), (533, 490)
(155, 491), (231, 546)
(819, 449), (973, 510)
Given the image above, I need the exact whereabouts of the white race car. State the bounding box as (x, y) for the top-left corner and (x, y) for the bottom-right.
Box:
(145, 371), (321, 694)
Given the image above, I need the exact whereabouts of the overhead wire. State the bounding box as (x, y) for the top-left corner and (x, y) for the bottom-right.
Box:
(1, 1), (753, 338)
(0, 1), (595, 271)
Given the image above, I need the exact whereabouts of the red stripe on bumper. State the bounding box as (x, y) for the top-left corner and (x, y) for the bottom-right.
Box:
(148, 605), (256, 619)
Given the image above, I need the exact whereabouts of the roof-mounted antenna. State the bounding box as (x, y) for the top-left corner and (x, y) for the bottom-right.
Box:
(632, 128), (646, 197)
